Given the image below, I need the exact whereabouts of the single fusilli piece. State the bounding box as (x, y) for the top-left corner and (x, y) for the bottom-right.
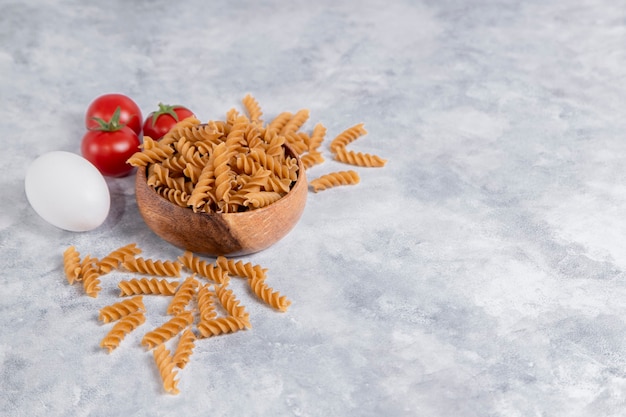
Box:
(153, 344), (180, 395)
(127, 137), (175, 167)
(242, 93), (263, 124)
(333, 147), (387, 167)
(266, 111), (292, 134)
(172, 328), (196, 369)
(197, 284), (217, 321)
(81, 255), (101, 298)
(100, 311), (146, 353)
(308, 123), (326, 151)
(197, 316), (251, 338)
(309, 170), (360, 192)
(280, 109), (310, 135)
(63, 246), (81, 285)
(99, 295), (145, 323)
(167, 276), (198, 315)
(329, 123), (367, 153)
(178, 251), (229, 284)
(248, 276), (291, 312)
(142, 311), (194, 349)
(301, 150), (325, 169)
(118, 278), (179, 296)
(216, 256), (267, 281)
(122, 256), (181, 277)
(243, 191), (283, 209)
(215, 284), (249, 319)
(98, 243), (142, 274)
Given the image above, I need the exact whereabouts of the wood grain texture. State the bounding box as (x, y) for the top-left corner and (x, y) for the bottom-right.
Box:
(135, 145), (307, 257)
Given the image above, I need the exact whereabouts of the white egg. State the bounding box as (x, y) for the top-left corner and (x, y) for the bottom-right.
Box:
(24, 151), (111, 232)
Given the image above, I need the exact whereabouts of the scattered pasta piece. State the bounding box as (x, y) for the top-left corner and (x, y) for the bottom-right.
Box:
(172, 328), (196, 369)
(333, 147), (387, 167)
(98, 243), (142, 274)
(81, 255), (101, 298)
(248, 276), (291, 312)
(141, 311), (194, 350)
(153, 344), (180, 395)
(63, 246), (81, 284)
(309, 170), (361, 193)
(100, 311), (146, 353)
(167, 276), (198, 315)
(99, 296), (145, 323)
(197, 316), (251, 338)
(118, 278), (179, 296)
(122, 256), (181, 277)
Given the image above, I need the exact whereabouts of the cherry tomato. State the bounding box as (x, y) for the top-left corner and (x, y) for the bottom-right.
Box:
(142, 103), (195, 140)
(81, 107), (141, 177)
(85, 93), (143, 135)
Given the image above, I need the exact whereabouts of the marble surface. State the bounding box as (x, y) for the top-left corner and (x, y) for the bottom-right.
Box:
(3, 0), (626, 415)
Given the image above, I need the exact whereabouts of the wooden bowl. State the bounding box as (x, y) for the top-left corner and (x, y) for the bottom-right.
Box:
(135, 147), (307, 257)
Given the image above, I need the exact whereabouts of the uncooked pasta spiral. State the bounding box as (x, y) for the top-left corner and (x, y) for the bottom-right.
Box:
(333, 147), (387, 167)
(126, 137), (174, 166)
(301, 150), (325, 169)
(283, 132), (309, 155)
(118, 278), (179, 296)
(243, 191), (283, 209)
(167, 276), (198, 315)
(329, 123), (367, 153)
(212, 141), (235, 204)
(157, 187), (190, 208)
(152, 344), (180, 395)
(309, 170), (360, 192)
(280, 109), (309, 135)
(81, 255), (101, 298)
(122, 256), (181, 277)
(216, 256), (267, 281)
(215, 284), (248, 319)
(99, 295), (145, 323)
(63, 246), (81, 284)
(242, 93), (263, 124)
(197, 284), (217, 321)
(172, 328), (196, 369)
(308, 123), (326, 151)
(248, 276), (291, 312)
(100, 311), (146, 353)
(197, 316), (251, 338)
(147, 164), (186, 192)
(266, 111), (292, 134)
(178, 251), (229, 284)
(141, 311), (194, 349)
(187, 158), (216, 211)
(98, 243), (142, 274)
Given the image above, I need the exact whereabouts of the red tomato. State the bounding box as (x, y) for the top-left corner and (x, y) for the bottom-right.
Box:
(142, 103), (195, 140)
(85, 93), (143, 135)
(81, 108), (141, 177)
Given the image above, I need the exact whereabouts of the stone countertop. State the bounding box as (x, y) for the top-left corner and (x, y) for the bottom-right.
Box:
(3, 0), (626, 415)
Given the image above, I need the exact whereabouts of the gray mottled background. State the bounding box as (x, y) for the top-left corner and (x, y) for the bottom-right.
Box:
(3, 0), (626, 416)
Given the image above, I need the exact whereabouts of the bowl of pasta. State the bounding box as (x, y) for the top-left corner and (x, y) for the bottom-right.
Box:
(130, 117), (308, 257)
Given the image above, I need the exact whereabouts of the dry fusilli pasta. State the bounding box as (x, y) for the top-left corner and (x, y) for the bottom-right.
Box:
(122, 256), (181, 277)
(98, 243), (142, 274)
(99, 295), (145, 323)
(172, 328), (196, 369)
(118, 278), (179, 296)
(100, 311), (146, 353)
(309, 170), (360, 192)
(167, 276), (198, 315)
(142, 311), (194, 349)
(153, 344), (180, 395)
(63, 246), (81, 284)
